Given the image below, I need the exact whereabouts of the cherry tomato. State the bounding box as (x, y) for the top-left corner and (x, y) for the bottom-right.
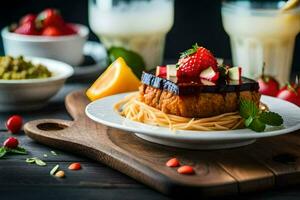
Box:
(6, 115), (23, 134)
(3, 137), (19, 149)
(257, 76), (279, 97)
(277, 88), (300, 106)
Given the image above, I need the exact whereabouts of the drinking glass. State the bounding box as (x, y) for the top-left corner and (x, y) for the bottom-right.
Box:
(222, 1), (300, 83)
(89, 0), (174, 70)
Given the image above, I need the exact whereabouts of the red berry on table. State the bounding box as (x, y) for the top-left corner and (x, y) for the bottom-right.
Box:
(177, 165), (195, 175)
(68, 162), (82, 170)
(166, 158), (180, 167)
(36, 8), (65, 29)
(6, 115), (23, 134)
(14, 21), (39, 35)
(177, 44), (217, 78)
(19, 14), (37, 25)
(277, 84), (300, 107)
(42, 26), (64, 36)
(3, 137), (19, 149)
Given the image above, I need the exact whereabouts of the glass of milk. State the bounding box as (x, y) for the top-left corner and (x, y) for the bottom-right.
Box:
(89, 0), (174, 70)
(222, 1), (300, 83)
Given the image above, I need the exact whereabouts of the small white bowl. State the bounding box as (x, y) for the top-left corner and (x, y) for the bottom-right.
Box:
(0, 57), (74, 112)
(1, 24), (89, 66)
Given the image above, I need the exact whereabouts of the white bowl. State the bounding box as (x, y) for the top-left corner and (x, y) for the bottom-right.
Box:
(1, 24), (89, 66)
(0, 57), (74, 112)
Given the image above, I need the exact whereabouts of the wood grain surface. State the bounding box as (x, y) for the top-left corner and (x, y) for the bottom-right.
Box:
(24, 90), (300, 198)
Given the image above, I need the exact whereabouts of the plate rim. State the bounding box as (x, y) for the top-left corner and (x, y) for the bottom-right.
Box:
(85, 92), (300, 141)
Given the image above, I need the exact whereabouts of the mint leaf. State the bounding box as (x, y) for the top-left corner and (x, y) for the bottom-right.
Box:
(7, 147), (27, 155)
(239, 99), (259, 119)
(245, 116), (254, 127)
(249, 118), (266, 132)
(0, 147), (7, 158)
(259, 111), (283, 126)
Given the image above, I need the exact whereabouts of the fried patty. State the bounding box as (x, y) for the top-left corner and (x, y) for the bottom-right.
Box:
(139, 84), (261, 118)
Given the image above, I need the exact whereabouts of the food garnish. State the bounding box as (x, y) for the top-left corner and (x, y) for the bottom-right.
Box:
(177, 165), (195, 175)
(177, 44), (218, 78)
(6, 115), (23, 134)
(55, 170), (65, 178)
(199, 66), (219, 81)
(3, 137), (19, 148)
(0, 137), (27, 158)
(166, 158), (180, 167)
(239, 99), (283, 132)
(68, 162), (82, 170)
(86, 57), (140, 101)
(0, 56), (52, 80)
(156, 65), (166, 77)
(50, 150), (58, 156)
(50, 164), (60, 175)
(26, 157), (47, 166)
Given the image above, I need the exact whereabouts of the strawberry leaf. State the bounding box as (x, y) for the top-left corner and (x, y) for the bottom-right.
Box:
(180, 43), (199, 58)
(0, 147), (7, 158)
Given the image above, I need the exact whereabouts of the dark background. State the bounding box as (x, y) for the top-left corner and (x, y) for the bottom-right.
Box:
(0, 0), (299, 73)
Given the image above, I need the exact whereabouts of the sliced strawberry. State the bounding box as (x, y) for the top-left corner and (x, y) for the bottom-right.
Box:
(156, 65), (166, 78)
(228, 67), (242, 81)
(19, 14), (37, 25)
(199, 66), (219, 81)
(177, 44), (217, 78)
(42, 26), (64, 36)
(200, 79), (216, 86)
(14, 21), (39, 35)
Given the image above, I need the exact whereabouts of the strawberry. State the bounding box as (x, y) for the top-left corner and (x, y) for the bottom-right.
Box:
(19, 14), (37, 25)
(42, 26), (64, 36)
(14, 21), (39, 35)
(62, 23), (77, 35)
(177, 44), (217, 78)
(36, 8), (65, 29)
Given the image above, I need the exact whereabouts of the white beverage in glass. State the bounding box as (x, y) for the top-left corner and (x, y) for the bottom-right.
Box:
(222, 1), (300, 84)
(89, 0), (174, 70)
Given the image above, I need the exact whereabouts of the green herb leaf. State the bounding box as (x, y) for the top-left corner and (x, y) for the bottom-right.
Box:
(35, 158), (47, 166)
(43, 154), (48, 158)
(7, 147), (27, 155)
(0, 147), (7, 158)
(26, 158), (36, 163)
(50, 151), (57, 156)
(26, 157), (47, 166)
(244, 116), (254, 127)
(50, 164), (60, 175)
(249, 118), (266, 132)
(239, 99), (259, 119)
(259, 111), (283, 126)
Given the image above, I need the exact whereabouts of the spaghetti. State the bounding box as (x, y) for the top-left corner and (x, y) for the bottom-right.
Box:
(114, 93), (244, 131)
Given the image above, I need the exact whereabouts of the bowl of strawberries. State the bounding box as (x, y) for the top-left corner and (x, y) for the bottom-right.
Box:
(1, 8), (89, 66)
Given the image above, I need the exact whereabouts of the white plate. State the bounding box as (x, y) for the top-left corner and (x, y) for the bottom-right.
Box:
(85, 93), (300, 150)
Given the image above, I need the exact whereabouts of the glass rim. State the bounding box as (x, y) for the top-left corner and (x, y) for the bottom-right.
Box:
(222, 1), (300, 15)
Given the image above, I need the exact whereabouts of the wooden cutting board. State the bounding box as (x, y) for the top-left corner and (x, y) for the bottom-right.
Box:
(24, 90), (300, 198)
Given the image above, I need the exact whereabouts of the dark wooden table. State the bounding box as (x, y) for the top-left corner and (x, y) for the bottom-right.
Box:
(1, 83), (300, 200)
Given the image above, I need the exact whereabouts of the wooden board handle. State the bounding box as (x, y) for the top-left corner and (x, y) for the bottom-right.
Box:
(65, 90), (90, 120)
(24, 119), (73, 139)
